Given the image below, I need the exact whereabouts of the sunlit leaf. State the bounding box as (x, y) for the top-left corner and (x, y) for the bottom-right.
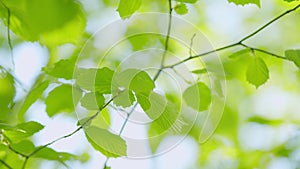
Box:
(76, 67), (114, 94)
(174, 3), (188, 15)
(191, 68), (208, 74)
(183, 82), (212, 112)
(0, 70), (15, 121)
(4, 121), (44, 142)
(285, 49), (300, 69)
(18, 81), (50, 121)
(10, 140), (35, 155)
(228, 48), (251, 59)
(228, 0), (260, 7)
(246, 57), (269, 88)
(175, 0), (198, 3)
(80, 92), (105, 110)
(43, 59), (75, 80)
(85, 126), (127, 157)
(0, 0), (86, 46)
(45, 84), (81, 117)
(117, 0), (142, 19)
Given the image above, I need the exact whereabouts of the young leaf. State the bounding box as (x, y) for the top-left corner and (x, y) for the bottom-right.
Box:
(43, 59), (75, 80)
(228, 0), (260, 7)
(78, 109), (111, 129)
(18, 81), (50, 121)
(10, 140), (36, 155)
(84, 126), (127, 157)
(285, 49), (300, 69)
(228, 48), (251, 60)
(34, 147), (76, 163)
(246, 57), (269, 88)
(45, 84), (81, 117)
(183, 82), (212, 112)
(0, 0), (86, 46)
(144, 92), (167, 120)
(191, 68), (208, 74)
(80, 92), (105, 110)
(4, 121), (44, 142)
(0, 70), (15, 121)
(117, 0), (142, 19)
(175, 0), (198, 3)
(76, 67), (114, 94)
(174, 3), (188, 15)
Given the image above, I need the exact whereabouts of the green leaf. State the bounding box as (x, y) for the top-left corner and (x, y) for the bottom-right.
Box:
(284, 0), (299, 2)
(78, 109), (111, 129)
(4, 121), (44, 142)
(43, 59), (75, 80)
(246, 57), (269, 88)
(10, 140), (35, 155)
(18, 81), (50, 121)
(76, 67), (114, 94)
(34, 147), (76, 163)
(0, 0), (86, 46)
(228, 0), (260, 7)
(149, 101), (180, 134)
(285, 49), (300, 69)
(0, 70), (15, 121)
(183, 82), (212, 112)
(228, 48), (251, 59)
(191, 68), (208, 74)
(80, 92), (105, 110)
(45, 84), (81, 117)
(117, 0), (142, 19)
(175, 0), (198, 3)
(85, 126), (127, 157)
(174, 3), (188, 15)
(144, 92), (167, 120)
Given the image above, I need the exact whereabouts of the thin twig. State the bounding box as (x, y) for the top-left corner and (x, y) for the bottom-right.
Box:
(20, 95), (118, 169)
(240, 43), (287, 60)
(0, 0), (14, 69)
(0, 159), (13, 169)
(118, 102), (138, 136)
(189, 33), (196, 57)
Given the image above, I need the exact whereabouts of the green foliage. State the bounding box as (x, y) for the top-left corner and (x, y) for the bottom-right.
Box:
(285, 49), (300, 69)
(84, 126), (127, 157)
(117, 0), (142, 19)
(43, 59), (76, 80)
(176, 0), (198, 3)
(0, 0), (86, 46)
(246, 56), (269, 88)
(0, 70), (15, 121)
(45, 84), (81, 117)
(18, 81), (50, 121)
(228, 0), (260, 7)
(76, 68), (114, 94)
(2, 121), (44, 142)
(174, 3), (188, 15)
(183, 82), (212, 112)
(80, 92), (105, 110)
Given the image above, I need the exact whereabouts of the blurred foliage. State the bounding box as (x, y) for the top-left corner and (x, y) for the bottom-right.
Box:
(0, 0), (300, 169)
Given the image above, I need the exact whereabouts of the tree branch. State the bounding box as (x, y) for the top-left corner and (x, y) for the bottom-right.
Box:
(165, 3), (300, 68)
(20, 95), (118, 169)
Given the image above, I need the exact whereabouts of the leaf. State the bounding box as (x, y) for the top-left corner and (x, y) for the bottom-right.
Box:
(285, 49), (300, 69)
(117, 0), (142, 19)
(0, 70), (15, 121)
(246, 57), (269, 88)
(284, 0), (299, 2)
(228, 0), (260, 7)
(0, 0), (86, 46)
(175, 0), (198, 3)
(228, 48), (251, 59)
(34, 147), (76, 163)
(78, 109), (111, 129)
(191, 68), (208, 74)
(18, 81), (50, 121)
(144, 92), (167, 120)
(76, 67), (114, 94)
(174, 3), (188, 15)
(10, 140), (35, 155)
(45, 84), (81, 117)
(84, 126), (127, 157)
(4, 121), (44, 142)
(80, 92), (105, 110)
(129, 70), (155, 111)
(43, 59), (75, 80)
(183, 82), (212, 112)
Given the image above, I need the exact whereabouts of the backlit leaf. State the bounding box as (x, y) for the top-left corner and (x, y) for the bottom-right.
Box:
(80, 92), (105, 110)
(183, 82), (212, 112)
(117, 0), (142, 19)
(43, 59), (75, 80)
(285, 49), (300, 69)
(228, 0), (260, 7)
(174, 3), (188, 15)
(85, 126), (127, 157)
(246, 57), (269, 88)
